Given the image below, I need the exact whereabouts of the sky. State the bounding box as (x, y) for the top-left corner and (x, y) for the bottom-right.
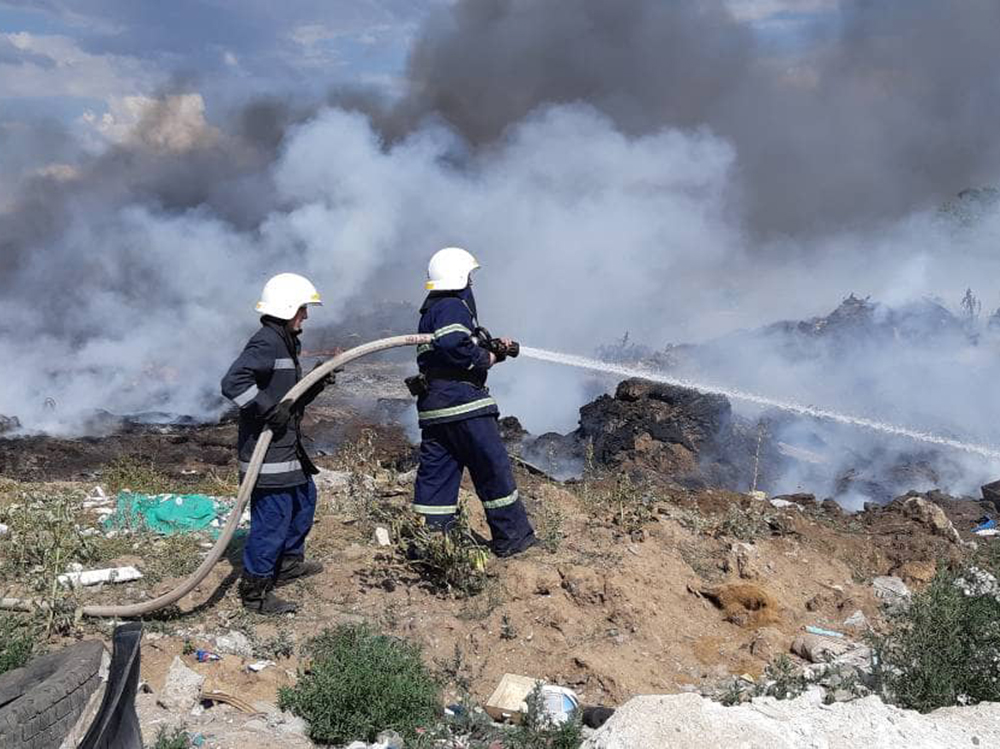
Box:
(0, 0), (832, 180)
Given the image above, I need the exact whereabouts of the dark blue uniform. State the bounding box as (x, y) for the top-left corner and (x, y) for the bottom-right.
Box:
(221, 318), (319, 578)
(413, 288), (535, 556)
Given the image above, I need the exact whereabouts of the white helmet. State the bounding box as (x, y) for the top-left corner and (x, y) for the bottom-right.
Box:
(255, 273), (322, 320)
(425, 247), (480, 291)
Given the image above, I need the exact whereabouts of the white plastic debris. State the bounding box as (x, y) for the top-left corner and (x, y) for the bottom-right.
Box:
(248, 660), (275, 673)
(748, 490), (767, 501)
(0, 523), (8, 536)
(374, 526), (392, 546)
(974, 528), (999, 537)
(58, 565), (143, 587)
(769, 499), (802, 510)
(83, 486), (113, 508)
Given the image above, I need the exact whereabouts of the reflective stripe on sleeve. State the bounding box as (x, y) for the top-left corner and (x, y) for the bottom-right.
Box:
(416, 343), (434, 355)
(482, 490), (519, 510)
(231, 384), (259, 408)
(433, 324), (472, 339)
(417, 397), (496, 421)
(273, 358), (295, 370)
(412, 504), (459, 515)
(239, 459), (302, 474)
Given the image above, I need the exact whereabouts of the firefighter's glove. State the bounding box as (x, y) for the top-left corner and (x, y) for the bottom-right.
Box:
(301, 364), (339, 406)
(265, 401), (294, 436)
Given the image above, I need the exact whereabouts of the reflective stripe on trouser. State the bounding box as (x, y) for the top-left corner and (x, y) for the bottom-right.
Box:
(413, 415), (535, 555)
(243, 478), (317, 578)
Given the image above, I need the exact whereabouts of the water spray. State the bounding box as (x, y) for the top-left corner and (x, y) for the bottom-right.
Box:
(521, 346), (1000, 462)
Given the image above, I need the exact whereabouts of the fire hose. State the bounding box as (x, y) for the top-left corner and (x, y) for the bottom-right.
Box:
(0, 334), (433, 619)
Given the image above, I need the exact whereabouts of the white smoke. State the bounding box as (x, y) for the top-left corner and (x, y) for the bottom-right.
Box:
(3, 97), (1000, 506)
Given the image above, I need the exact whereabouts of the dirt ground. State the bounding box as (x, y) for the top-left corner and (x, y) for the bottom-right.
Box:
(0, 361), (992, 746)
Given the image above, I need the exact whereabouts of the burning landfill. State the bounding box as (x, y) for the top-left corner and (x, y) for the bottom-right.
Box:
(3, 1), (1000, 748)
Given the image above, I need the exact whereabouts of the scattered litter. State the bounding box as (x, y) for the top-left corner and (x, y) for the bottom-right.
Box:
(973, 515), (996, 532)
(769, 499), (802, 510)
(201, 689), (259, 714)
(248, 660), (275, 672)
(181, 469), (199, 475)
(485, 673), (580, 725)
(0, 523), (9, 536)
(58, 565), (142, 587)
(975, 528), (999, 537)
(189, 734), (206, 748)
(805, 626), (845, 638)
(377, 729), (404, 749)
(195, 649), (222, 662)
(83, 486), (113, 508)
(104, 491), (221, 535)
(748, 490), (767, 501)
(373, 526), (391, 547)
(582, 705), (616, 729)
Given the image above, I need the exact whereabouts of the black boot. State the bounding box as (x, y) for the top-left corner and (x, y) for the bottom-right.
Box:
(493, 533), (538, 558)
(274, 555), (324, 587)
(239, 573), (298, 614)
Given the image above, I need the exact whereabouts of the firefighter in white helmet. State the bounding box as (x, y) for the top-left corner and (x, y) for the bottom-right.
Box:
(408, 248), (536, 556)
(221, 273), (332, 614)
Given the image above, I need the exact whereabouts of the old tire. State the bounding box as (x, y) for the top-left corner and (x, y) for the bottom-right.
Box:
(0, 639), (106, 749)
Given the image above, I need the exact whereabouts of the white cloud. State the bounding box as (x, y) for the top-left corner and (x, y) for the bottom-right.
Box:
(0, 32), (156, 101)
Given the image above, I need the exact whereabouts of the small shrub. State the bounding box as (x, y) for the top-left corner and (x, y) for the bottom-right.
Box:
(755, 654), (808, 700)
(102, 455), (172, 495)
(874, 557), (1000, 712)
(715, 504), (773, 542)
(148, 725), (189, 749)
(501, 613), (518, 640)
(0, 614), (38, 676)
(580, 471), (656, 537)
(394, 505), (489, 597)
(278, 624), (441, 744)
(507, 683), (584, 749)
(253, 626), (295, 659)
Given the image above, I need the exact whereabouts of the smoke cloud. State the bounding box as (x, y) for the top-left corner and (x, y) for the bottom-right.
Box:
(1, 0), (1000, 506)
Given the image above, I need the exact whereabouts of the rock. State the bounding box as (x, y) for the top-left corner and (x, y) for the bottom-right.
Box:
(901, 497), (961, 543)
(345, 742), (368, 749)
(791, 633), (851, 663)
(157, 656), (204, 712)
(377, 729), (404, 748)
(897, 560), (937, 585)
(749, 627), (786, 662)
(872, 575), (911, 605)
(982, 479), (1000, 511)
(820, 498), (842, 515)
(243, 718), (268, 732)
(729, 542), (760, 580)
(773, 493), (817, 507)
(314, 468), (353, 494)
(278, 715), (309, 737)
(373, 526), (392, 546)
(215, 629), (253, 657)
(843, 610), (869, 632)
(580, 692), (1000, 748)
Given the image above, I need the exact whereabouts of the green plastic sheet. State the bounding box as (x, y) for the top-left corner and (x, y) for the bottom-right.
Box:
(103, 492), (227, 536)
